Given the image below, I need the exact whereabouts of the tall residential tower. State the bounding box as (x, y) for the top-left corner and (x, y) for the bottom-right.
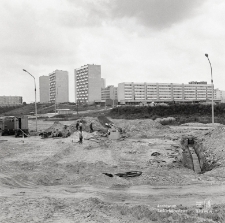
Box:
(39, 76), (50, 103)
(74, 64), (101, 103)
(49, 70), (69, 103)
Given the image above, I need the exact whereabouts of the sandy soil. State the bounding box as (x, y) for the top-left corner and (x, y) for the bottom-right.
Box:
(0, 118), (225, 223)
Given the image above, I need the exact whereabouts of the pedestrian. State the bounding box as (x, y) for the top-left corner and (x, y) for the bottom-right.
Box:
(79, 121), (83, 131)
(76, 121), (79, 131)
(79, 130), (83, 144)
(90, 122), (93, 133)
(67, 130), (71, 137)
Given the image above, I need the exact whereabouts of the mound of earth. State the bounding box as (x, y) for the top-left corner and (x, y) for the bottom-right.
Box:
(111, 119), (166, 138)
(71, 130), (101, 140)
(155, 117), (176, 124)
(201, 127), (225, 167)
(43, 117), (108, 136)
(74, 173), (131, 188)
(69, 117), (107, 133)
(44, 121), (66, 133)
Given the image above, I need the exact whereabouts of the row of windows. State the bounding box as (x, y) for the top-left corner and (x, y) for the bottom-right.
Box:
(77, 85), (88, 88)
(77, 76), (88, 81)
(77, 92), (88, 95)
(123, 90), (213, 94)
(77, 81), (88, 85)
(77, 97), (88, 100)
(76, 68), (88, 73)
(77, 86), (88, 89)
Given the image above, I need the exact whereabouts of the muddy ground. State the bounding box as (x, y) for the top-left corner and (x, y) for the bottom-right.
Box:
(0, 118), (225, 223)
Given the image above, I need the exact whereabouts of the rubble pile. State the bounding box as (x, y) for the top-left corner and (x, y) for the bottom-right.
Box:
(69, 117), (107, 133)
(155, 117), (176, 124)
(44, 121), (66, 133)
(111, 119), (166, 138)
(71, 130), (102, 142)
(42, 117), (108, 138)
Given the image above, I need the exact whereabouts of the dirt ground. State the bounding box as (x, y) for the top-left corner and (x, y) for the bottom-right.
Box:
(0, 118), (225, 223)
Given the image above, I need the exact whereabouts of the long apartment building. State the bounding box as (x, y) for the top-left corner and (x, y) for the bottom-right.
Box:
(74, 64), (101, 103)
(118, 82), (216, 104)
(49, 70), (69, 103)
(0, 96), (23, 106)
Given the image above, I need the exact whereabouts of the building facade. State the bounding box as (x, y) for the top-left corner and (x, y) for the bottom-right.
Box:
(101, 85), (118, 101)
(0, 96), (23, 106)
(214, 88), (225, 102)
(118, 82), (216, 104)
(39, 76), (50, 103)
(188, 81), (207, 85)
(74, 64), (101, 103)
(101, 78), (106, 88)
(49, 70), (69, 103)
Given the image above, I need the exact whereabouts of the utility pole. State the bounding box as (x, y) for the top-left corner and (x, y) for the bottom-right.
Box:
(23, 69), (38, 132)
(205, 54), (214, 125)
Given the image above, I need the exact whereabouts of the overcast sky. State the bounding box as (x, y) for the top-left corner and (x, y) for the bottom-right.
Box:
(1, 0), (225, 103)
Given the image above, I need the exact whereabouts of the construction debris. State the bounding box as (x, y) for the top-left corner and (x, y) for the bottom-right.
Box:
(151, 152), (161, 156)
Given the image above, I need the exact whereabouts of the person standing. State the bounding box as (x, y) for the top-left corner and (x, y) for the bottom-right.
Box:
(79, 121), (83, 131)
(76, 121), (79, 131)
(90, 122), (93, 133)
(79, 130), (83, 144)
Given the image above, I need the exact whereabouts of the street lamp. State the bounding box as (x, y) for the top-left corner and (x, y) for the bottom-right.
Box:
(205, 54), (214, 125)
(22, 69), (38, 132)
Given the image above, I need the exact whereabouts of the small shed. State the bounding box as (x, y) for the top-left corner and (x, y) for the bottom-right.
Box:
(57, 109), (73, 115)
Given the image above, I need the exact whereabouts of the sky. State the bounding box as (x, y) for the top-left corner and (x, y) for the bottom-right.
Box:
(1, 0), (225, 103)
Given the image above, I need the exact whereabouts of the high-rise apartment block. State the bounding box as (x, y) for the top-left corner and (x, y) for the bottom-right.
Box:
(49, 70), (69, 103)
(0, 96), (23, 106)
(39, 76), (50, 103)
(118, 82), (216, 104)
(74, 64), (101, 103)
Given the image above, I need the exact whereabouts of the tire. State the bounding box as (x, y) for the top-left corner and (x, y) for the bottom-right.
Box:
(115, 171), (142, 178)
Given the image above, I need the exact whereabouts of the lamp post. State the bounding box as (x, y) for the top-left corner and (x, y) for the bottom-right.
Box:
(22, 69), (38, 132)
(205, 54), (214, 125)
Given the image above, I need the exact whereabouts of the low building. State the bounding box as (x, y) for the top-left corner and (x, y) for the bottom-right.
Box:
(101, 85), (117, 100)
(57, 109), (73, 115)
(0, 96), (23, 106)
(214, 88), (225, 103)
(117, 82), (217, 105)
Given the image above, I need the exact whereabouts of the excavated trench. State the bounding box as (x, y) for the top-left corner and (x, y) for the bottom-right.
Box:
(181, 136), (216, 174)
